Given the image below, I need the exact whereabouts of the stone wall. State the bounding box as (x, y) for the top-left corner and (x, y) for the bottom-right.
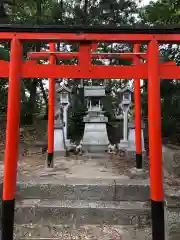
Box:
(163, 144), (180, 240)
(162, 144), (180, 177)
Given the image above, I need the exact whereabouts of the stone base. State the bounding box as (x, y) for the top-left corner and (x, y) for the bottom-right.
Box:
(54, 128), (65, 152)
(128, 127), (145, 152)
(118, 140), (129, 149)
(14, 224), (152, 240)
(126, 149), (146, 158)
(162, 144), (180, 177)
(82, 122), (109, 153)
(126, 149), (148, 168)
(165, 204), (180, 240)
(65, 139), (71, 147)
(54, 150), (66, 157)
(83, 152), (108, 159)
(14, 199), (151, 226)
(16, 178), (150, 202)
(128, 167), (149, 179)
(83, 144), (108, 153)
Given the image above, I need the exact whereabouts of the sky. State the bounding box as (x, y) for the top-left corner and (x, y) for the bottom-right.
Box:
(139, 0), (156, 7)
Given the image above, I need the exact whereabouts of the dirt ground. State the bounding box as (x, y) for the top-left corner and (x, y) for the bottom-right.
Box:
(0, 149), (149, 186)
(15, 153), (148, 181)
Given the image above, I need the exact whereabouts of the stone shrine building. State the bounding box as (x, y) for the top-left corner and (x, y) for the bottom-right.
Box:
(82, 85), (109, 153)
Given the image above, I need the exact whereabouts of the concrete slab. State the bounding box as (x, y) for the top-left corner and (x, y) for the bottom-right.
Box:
(15, 155), (150, 202)
(14, 199), (151, 226)
(164, 170), (180, 240)
(0, 153), (152, 240)
(16, 178), (150, 201)
(14, 224), (152, 240)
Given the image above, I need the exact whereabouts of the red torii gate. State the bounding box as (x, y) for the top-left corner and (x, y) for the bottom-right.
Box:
(27, 42), (176, 170)
(28, 43), (149, 169)
(1, 24), (180, 240)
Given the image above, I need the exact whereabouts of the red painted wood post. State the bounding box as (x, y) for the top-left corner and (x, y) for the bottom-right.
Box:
(1, 38), (22, 240)
(47, 42), (55, 168)
(148, 40), (165, 240)
(133, 44), (142, 168)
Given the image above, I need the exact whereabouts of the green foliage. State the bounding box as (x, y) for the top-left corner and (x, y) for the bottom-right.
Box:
(68, 102), (87, 142)
(0, 47), (9, 61)
(140, 0), (180, 24)
(0, 0), (139, 137)
(3, 0), (180, 145)
(0, 78), (8, 114)
(0, 46), (9, 114)
(140, 0), (180, 143)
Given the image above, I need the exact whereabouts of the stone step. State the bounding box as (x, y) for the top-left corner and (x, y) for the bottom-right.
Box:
(83, 152), (109, 159)
(14, 224), (152, 240)
(16, 178), (150, 201)
(165, 205), (180, 240)
(14, 199), (151, 226)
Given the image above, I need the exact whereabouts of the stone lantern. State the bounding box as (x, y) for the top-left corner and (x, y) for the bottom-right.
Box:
(56, 83), (71, 141)
(118, 86), (132, 149)
(54, 82), (72, 154)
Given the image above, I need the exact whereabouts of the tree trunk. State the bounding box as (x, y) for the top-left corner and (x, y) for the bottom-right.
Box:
(84, 0), (89, 24)
(27, 0), (42, 124)
(39, 80), (48, 119)
(28, 80), (37, 124)
(36, 0), (42, 24)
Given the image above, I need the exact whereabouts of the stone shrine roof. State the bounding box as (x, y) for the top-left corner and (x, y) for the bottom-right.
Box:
(56, 84), (72, 93)
(84, 86), (106, 97)
(119, 86), (133, 94)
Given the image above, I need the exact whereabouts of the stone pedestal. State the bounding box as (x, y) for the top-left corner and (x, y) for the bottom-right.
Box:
(83, 121), (109, 153)
(55, 83), (72, 155)
(127, 121), (146, 158)
(54, 124), (65, 154)
(118, 140), (129, 149)
(118, 87), (133, 151)
(163, 144), (180, 177)
(62, 104), (69, 141)
(118, 104), (130, 151)
(123, 110), (128, 142)
(65, 139), (71, 148)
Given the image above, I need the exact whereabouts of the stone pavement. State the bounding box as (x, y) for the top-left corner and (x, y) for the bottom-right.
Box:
(0, 154), (152, 239)
(0, 146), (179, 239)
(14, 224), (152, 239)
(7, 154), (152, 239)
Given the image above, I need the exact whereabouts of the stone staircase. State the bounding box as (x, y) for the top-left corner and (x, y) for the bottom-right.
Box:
(1, 146), (180, 239)
(14, 176), (152, 239)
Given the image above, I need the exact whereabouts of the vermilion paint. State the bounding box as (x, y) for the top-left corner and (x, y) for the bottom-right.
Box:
(148, 40), (163, 201)
(28, 51), (147, 60)
(148, 39), (164, 240)
(2, 38), (22, 240)
(0, 27), (178, 240)
(0, 60), (178, 79)
(133, 44), (142, 168)
(47, 42), (55, 167)
(3, 38), (22, 200)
